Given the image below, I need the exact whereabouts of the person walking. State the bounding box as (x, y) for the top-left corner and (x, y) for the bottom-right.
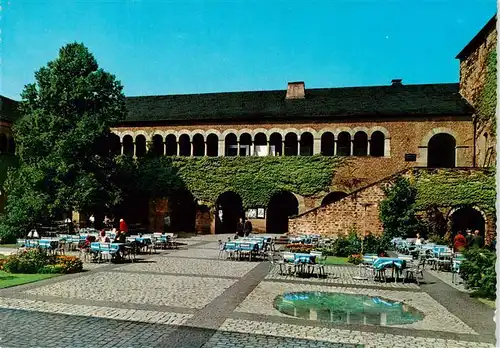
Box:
(243, 219), (253, 237)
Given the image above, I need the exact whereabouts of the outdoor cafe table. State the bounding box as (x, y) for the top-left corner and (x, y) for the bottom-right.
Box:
(224, 240), (259, 252)
(372, 257), (407, 283)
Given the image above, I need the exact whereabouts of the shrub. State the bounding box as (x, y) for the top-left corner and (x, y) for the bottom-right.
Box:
(39, 264), (65, 274)
(459, 248), (496, 299)
(347, 254), (363, 265)
(3, 249), (54, 274)
(55, 255), (83, 274)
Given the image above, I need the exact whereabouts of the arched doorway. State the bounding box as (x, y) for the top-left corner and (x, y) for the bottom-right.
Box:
(269, 133), (283, 156)
(225, 133), (237, 156)
(266, 191), (299, 234)
(192, 134), (205, 157)
(123, 135), (134, 157)
(135, 135), (147, 158)
(321, 191), (348, 206)
(167, 190), (197, 233)
(321, 132), (334, 156)
(428, 133), (456, 168)
(215, 191), (243, 234)
(450, 206), (485, 237)
(151, 135), (164, 156)
(206, 134), (218, 157)
(165, 135), (177, 156)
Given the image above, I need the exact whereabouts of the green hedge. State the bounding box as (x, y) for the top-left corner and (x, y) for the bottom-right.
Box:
(459, 248), (496, 299)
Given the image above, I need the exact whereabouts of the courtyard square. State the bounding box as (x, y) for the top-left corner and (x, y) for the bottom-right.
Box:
(0, 234), (495, 348)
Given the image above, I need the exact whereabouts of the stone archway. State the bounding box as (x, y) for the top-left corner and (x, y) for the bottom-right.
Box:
(266, 191), (299, 234)
(167, 190), (197, 233)
(428, 133), (456, 168)
(449, 206), (486, 238)
(215, 191), (244, 234)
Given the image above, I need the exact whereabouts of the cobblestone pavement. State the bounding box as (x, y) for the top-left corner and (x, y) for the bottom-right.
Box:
(0, 234), (494, 347)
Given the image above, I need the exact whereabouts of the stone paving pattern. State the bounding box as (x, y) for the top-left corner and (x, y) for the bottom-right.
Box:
(0, 234), (495, 347)
(24, 271), (236, 309)
(235, 281), (475, 334)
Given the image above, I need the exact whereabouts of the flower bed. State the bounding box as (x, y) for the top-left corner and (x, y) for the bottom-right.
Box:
(1, 249), (83, 275)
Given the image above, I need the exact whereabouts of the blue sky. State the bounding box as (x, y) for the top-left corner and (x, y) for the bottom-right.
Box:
(0, 0), (496, 100)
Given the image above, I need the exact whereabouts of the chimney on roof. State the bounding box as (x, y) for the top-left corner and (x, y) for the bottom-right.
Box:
(286, 81), (305, 99)
(391, 79), (403, 86)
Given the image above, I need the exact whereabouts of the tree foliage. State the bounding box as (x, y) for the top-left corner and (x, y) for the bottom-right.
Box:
(379, 176), (422, 239)
(0, 43), (126, 238)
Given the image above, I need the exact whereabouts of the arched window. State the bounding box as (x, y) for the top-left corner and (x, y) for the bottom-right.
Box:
(151, 134), (164, 156)
(109, 133), (121, 156)
(370, 131), (385, 157)
(269, 133), (283, 156)
(179, 134), (191, 156)
(321, 132), (334, 156)
(284, 133), (298, 156)
(336, 132), (351, 156)
(192, 133), (205, 157)
(353, 131), (368, 156)
(8, 137), (15, 155)
(225, 133), (237, 156)
(428, 133), (456, 168)
(299, 132), (313, 156)
(0, 134), (7, 153)
(123, 135), (134, 157)
(254, 133), (267, 156)
(165, 135), (177, 156)
(206, 134), (218, 157)
(135, 135), (147, 157)
(239, 133), (252, 156)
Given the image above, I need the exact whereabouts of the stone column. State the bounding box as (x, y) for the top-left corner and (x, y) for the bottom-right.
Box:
(367, 140), (371, 156)
(350, 140), (354, 156)
(313, 137), (321, 155)
(333, 140), (337, 156)
(204, 141), (208, 157)
(218, 139), (225, 156)
(250, 141), (254, 156)
(177, 141), (180, 156)
(120, 142), (124, 155)
(384, 138), (391, 157)
(298, 136), (302, 156)
(267, 142), (271, 156)
(190, 142), (194, 157)
(164, 142), (167, 156)
(133, 142), (137, 158)
(237, 141), (240, 156)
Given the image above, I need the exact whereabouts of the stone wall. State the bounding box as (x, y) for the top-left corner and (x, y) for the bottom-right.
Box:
(458, 21), (497, 167)
(289, 182), (387, 237)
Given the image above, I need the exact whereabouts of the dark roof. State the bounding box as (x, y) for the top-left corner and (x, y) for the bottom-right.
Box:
(456, 15), (497, 60)
(0, 96), (21, 123)
(123, 83), (473, 124)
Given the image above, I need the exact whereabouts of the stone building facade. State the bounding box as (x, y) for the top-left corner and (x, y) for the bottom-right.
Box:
(456, 15), (497, 167)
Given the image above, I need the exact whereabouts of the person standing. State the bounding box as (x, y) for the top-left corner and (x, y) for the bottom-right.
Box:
(453, 231), (467, 252)
(119, 219), (129, 235)
(471, 230), (484, 248)
(236, 218), (244, 238)
(243, 219), (253, 237)
(465, 229), (473, 247)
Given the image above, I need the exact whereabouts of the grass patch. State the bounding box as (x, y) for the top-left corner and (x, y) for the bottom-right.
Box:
(0, 244), (18, 249)
(324, 256), (349, 265)
(0, 271), (58, 289)
(470, 290), (496, 309)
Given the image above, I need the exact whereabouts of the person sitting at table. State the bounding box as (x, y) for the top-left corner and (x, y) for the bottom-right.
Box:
(98, 230), (110, 243)
(453, 230), (467, 252)
(112, 231), (126, 260)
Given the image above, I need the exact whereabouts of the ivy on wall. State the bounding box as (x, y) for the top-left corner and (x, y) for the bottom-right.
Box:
(133, 155), (345, 209)
(414, 169), (496, 215)
(477, 50), (497, 135)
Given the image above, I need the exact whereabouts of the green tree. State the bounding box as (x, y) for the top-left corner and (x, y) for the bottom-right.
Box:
(0, 43), (126, 238)
(379, 176), (422, 239)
